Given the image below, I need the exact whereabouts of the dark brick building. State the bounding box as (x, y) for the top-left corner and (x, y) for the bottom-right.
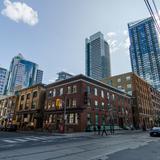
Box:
(44, 74), (132, 132)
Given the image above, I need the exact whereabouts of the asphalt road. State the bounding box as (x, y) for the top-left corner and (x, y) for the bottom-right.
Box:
(107, 141), (160, 160)
(0, 131), (159, 160)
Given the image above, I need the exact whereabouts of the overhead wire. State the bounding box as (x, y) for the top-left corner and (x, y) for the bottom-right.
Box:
(144, 0), (160, 34)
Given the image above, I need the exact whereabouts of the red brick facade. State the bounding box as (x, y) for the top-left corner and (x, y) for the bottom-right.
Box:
(44, 75), (132, 132)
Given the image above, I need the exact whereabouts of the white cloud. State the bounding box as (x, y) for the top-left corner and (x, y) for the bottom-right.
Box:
(123, 37), (130, 49)
(123, 30), (128, 36)
(106, 31), (130, 54)
(108, 39), (120, 53)
(1, 0), (38, 26)
(107, 32), (117, 38)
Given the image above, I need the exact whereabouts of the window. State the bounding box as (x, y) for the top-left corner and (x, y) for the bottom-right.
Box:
(95, 114), (98, 125)
(60, 88), (63, 95)
(53, 89), (56, 97)
(31, 101), (36, 109)
(126, 76), (131, 81)
(112, 94), (115, 100)
(117, 78), (121, 82)
(94, 88), (98, 96)
(68, 86), (72, 94)
(101, 90), (104, 98)
(127, 84), (132, 89)
(19, 104), (23, 110)
(66, 99), (72, 107)
(87, 86), (91, 94)
(48, 103), (51, 109)
(73, 85), (77, 93)
(95, 100), (98, 108)
(27, 93), (30, 99)
(72, 99), (76, 107)
(101, 102), (104, 109)
(49, 114), (52, 123)
(75, 113), (78, 124)
(48, 90), (53, 97)
(33, 91), (37, 98)
(69, 114), (74, 124)
(25, 103), (29, 110)
(52, 102), (55, 108)
(107, 92), (110, 99)
(87, 113), (91, 125)
(21, 95), (24, 101)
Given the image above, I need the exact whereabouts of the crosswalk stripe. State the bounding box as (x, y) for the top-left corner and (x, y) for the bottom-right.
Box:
(23, 137), (39, 141)
(2, 139), (17, 143)
(31, 136), (48, 140)
(1, 136), (55, 144)
(14, 138), (29, 142)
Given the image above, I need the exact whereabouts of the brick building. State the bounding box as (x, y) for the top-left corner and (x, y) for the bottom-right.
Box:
(15, 84), (46, 130)
(150, 87), (160, 126)
(44, 74), (132, 132)
(102, 72), (160, 129)
(0, 95), (18, 127)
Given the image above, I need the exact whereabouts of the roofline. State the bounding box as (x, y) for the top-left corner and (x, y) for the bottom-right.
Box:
(128, 17), (153, 28)
(18, 83), (46, 92)
(46, 74), (131, 97)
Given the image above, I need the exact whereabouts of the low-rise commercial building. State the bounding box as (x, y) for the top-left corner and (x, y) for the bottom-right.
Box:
(15, 84), (46, 130)
(0, 95), (18, 126)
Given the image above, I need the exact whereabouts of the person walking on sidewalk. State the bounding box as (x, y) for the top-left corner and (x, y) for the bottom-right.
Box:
(101, 126), (107, 136)
(97, 124), (101, 135)
(93, 125), (97, 135)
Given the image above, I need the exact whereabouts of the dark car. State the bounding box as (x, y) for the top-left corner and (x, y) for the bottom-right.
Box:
(150, 127), (160, 137)
(6, 124), (17, 132)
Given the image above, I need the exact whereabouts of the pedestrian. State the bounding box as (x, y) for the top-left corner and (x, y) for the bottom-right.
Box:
(97, 124), (101, 135)
(101, 126), (107, 136)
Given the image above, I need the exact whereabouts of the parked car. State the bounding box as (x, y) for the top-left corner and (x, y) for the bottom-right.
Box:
(150, 127), (160, 137)
(6, 124), (17, 132)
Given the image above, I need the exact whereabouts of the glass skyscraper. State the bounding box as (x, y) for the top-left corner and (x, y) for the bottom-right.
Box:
(85, 32), (111, 80)
(0, 67), (8, 95)
(36, 69), (43, 84)
(6, 54), (43, 95)
(128, 17), (160, 90)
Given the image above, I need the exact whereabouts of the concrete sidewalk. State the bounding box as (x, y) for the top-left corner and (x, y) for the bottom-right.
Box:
(17, 129), (144, 138)
(62, 129), (144, 137)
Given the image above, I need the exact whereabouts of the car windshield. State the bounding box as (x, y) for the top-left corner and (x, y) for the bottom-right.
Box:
(152, 127), (160, 130)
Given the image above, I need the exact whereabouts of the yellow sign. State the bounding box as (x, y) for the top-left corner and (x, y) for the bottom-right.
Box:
(56, 99), (62, 109)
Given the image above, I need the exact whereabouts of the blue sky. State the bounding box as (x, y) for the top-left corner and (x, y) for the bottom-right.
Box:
(0, 0), (156, 83)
